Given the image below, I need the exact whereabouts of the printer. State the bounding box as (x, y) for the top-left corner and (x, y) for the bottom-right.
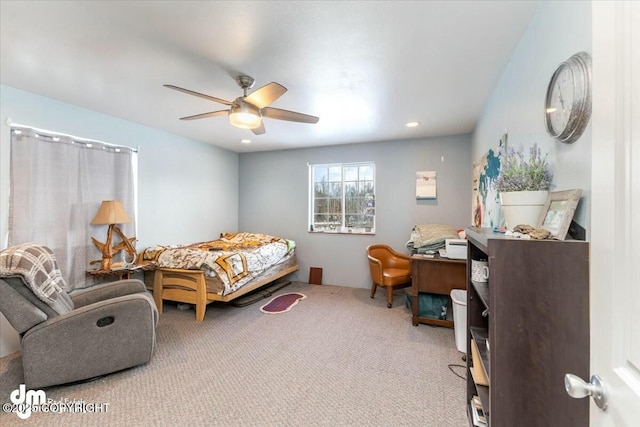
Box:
(444, 239), (467, 260)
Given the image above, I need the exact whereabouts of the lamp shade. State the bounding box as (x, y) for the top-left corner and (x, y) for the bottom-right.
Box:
(229, 101), (262, 129)
(91, 200), (132, 225)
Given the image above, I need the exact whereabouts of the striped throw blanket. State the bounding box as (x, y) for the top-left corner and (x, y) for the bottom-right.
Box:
(0, 243), (73, 314)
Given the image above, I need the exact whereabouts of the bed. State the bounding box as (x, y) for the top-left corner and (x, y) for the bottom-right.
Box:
(139, 232), (298, 321)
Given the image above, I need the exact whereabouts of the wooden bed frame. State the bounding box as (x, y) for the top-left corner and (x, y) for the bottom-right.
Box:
(152, 261), (299, 321)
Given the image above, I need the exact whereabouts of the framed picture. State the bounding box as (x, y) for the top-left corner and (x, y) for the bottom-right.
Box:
(416, 171), (437, 199)
(537, 189), (582, 240)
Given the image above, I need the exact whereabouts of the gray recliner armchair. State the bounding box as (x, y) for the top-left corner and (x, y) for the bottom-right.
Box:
(0, 244), (158, 389)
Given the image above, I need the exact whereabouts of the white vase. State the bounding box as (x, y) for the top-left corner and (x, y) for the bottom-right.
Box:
(500, 190), (549, 229)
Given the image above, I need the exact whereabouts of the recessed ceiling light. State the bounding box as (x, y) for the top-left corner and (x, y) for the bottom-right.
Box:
(240, 139), (251, 144)
(406, 121), (420, 128)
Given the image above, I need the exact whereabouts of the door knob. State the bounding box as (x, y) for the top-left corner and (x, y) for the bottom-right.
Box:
(564, 373), (608, 410)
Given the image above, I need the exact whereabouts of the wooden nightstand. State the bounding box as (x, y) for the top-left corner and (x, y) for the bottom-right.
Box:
(86, 264), (155, 281)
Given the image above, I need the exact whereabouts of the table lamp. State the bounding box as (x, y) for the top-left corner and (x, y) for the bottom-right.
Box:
(90, 200), (137, 270)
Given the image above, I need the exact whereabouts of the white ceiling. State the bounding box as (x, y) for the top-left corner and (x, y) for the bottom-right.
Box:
(0, 1), (537, 153)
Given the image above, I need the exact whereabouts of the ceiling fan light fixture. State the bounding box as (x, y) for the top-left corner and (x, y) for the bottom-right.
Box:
(229, 112), (261, 129)
(229, 101), (262, 129)
(166, 77), (318, 135)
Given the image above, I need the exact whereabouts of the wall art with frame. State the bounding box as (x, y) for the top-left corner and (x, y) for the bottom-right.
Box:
(416, 171), (437, 199)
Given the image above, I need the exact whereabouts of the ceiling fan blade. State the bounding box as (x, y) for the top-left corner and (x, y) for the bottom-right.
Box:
(262, 107), (319, 124)
(244, 82), (287, 109)
(251, 121), (266, 135)
(179, 110), (229, 120)
(164, 84), (233, 106)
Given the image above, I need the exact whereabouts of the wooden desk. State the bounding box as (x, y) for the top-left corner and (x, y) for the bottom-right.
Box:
(411, 255), (466, 328)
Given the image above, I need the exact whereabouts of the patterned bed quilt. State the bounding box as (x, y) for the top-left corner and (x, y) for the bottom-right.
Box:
(140, 232), (295, 295)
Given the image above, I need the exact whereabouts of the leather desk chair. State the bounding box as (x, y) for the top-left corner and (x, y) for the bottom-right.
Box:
(366, 244), (412, 308)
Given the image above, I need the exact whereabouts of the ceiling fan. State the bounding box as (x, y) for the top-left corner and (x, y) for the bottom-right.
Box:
(164, 75), (319, 135)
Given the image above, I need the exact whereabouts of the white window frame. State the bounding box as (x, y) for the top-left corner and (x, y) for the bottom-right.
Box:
(308, 161), (376, 235)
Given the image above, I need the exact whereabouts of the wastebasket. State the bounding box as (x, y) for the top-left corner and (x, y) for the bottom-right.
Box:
(450, 289), (467, 353)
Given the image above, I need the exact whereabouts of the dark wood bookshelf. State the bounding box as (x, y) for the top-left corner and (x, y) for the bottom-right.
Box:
(465, 227), (589, 427)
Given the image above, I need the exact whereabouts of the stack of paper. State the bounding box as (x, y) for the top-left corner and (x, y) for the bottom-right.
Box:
(470, 395), (487, 426)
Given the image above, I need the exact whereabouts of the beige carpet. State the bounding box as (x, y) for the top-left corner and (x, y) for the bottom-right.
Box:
(0, 282), (468, 426)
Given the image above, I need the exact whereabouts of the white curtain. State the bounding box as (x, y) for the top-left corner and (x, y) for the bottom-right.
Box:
(9, 127), (137, 290)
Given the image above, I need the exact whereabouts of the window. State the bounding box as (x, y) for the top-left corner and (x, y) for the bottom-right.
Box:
(309, 162), (375, 234)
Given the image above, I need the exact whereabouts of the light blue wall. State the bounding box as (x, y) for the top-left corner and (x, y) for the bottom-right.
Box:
(472, 1), (592, 233)
(0, 0), (594, 357)
(0, 85), (239, 248)
(0, 84), (239, 356)
(238, 135), (472, 288)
